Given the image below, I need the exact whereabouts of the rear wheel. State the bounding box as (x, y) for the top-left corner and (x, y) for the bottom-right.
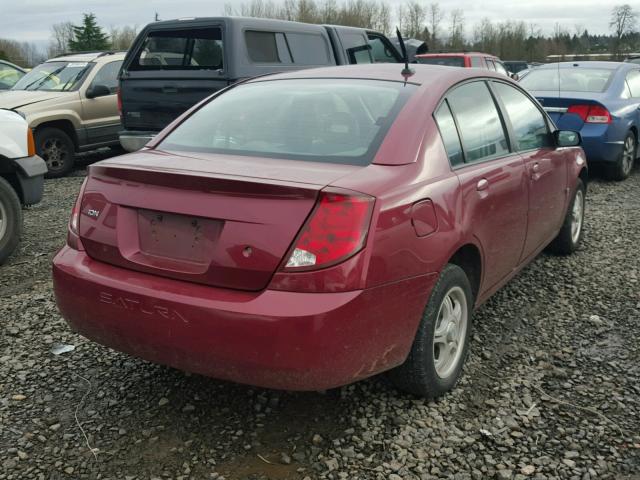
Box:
(36, 127), (75, 178)
(0, 176), (22, 265)
(548, 178), (586, 255)
(387, 264), (473, 398)
(606, 132), (636, 181)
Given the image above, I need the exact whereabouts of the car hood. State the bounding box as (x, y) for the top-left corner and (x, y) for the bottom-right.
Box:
(0, 90), (72, 110)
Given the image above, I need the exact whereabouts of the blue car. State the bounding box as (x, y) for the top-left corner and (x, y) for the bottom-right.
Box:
(521, 61), (640, 180)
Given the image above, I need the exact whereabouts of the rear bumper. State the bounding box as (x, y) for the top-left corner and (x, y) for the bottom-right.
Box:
(578, 124), (624, 164)
(52, 247), (434, 390)
(119, 131), (156, 152)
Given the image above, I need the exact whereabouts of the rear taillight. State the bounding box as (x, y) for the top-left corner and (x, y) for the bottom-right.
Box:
(567, 104), (611, 124)
(283, 188), (374, 271)
(68, 178), (88, 250)
(116, 88), (122, 116)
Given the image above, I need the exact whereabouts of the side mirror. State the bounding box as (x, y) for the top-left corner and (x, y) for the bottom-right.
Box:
(86, 84), (111, 99)
(555, 130), (582, 147)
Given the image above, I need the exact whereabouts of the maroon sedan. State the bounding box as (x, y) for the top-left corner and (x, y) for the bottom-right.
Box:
(52, 64), (587, 398)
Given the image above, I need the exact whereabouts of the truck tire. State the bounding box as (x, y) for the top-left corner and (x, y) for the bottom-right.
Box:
(0, 176), (22, 265)
(36, 127), (75, 179)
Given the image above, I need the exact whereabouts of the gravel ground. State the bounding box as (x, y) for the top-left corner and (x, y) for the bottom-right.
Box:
(1, 155), (639, 480)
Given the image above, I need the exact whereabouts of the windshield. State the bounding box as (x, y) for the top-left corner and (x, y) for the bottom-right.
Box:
(417, 57), (465, 67)
(159, 79), (415, 166)
(12, 61), (92, 92)
(520, 67), (614, 93)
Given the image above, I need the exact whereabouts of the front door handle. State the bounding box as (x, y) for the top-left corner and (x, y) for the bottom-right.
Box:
(476, 178), (489, 191)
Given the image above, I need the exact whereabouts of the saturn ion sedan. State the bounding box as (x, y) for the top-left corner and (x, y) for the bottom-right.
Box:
(53, 64), (587, 398)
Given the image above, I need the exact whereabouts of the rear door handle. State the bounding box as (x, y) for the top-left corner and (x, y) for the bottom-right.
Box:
(476, 178), (489, 191)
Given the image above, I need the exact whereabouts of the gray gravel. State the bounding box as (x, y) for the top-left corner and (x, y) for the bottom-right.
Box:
(1, 156), (639, 480)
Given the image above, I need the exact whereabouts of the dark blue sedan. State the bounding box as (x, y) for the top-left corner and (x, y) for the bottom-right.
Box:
(521, 61), (640, 180)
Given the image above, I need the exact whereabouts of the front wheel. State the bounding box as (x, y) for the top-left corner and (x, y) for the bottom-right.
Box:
(36, 127), (75, 179)
(0, 176), (23, 265)
(606, 132), (636, 181)
(387, 264), (473, 398)
(548, 178), (586, 255)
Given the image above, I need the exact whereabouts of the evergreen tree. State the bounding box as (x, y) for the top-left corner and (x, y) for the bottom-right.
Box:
(68, 13), (110, 52)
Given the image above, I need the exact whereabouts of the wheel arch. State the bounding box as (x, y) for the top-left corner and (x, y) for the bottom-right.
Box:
(447, 243), (482, 303)
(33, 120), (79, 151)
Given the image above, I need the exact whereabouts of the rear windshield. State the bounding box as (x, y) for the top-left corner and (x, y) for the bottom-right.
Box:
(520, 67), (615, 93)
(129, 28), (223, 70)
(417, 57), (465, 67)
(159, 79), (416, 165)
(12, 61), (92, 91)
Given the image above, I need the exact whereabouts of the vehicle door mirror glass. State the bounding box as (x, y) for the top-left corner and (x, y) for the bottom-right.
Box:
(86, 84), (111, 98)
(555, 130), (581, 147)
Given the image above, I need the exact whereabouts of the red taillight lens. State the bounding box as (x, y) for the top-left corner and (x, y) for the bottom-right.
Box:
(116, 88), (122, 116)
(567, 104), (611, 124)
(284, 188), (374, 271)
(68, 178), (88, 249)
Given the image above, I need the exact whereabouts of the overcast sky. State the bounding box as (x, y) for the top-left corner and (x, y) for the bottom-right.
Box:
(2, 0), (628, 48)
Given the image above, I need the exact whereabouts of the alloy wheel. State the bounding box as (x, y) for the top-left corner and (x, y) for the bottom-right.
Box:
(622, 136), (636, 177)
(433, 286), (469, 379)
(42, 137), (70, 173)
(571, 189), (584, 244)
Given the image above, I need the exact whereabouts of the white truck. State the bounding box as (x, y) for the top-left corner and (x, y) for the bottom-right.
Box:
(0, 109), (47, 264)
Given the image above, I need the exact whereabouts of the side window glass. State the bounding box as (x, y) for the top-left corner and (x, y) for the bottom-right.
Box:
(627, 70), (640, 97)
(89, 61), (122, 94)
(368, 35), (399, 63)
(285, 33), (331, 65)
(494, 61), (508, 76)
(493, 82), (552, 151)
(486, 59), (496, 71)
(245, 31), (292, 63)
(447, 81), (510, 163)
(470, 56), (483, 68)
(434, 101), (464, 166)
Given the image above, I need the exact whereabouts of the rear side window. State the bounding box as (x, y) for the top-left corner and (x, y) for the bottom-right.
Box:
(417, 56), (465, 67)
(160, 79), (415, 166)
(627, 70), (640, 97)
(130, 28), (223, 70)
(470, 57), (483, 68)
(485, 59), (496, 71)
(368, 35), (399, 63)
(89, 60), (123, 94)
(285, 33), (331, 65)
(494, 61), (508, 75)
(245, 31), (292, 63)
(446, 81), (509, 163)
(434, 102), (464, 166)
(492, 82), (551, 151)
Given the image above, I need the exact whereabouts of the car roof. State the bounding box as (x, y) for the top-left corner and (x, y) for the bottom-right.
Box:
(46, 52), (126, 63)
(247, 63), (510, 88)
(416, 52), (495, 58)
(535, 61), (627, 70)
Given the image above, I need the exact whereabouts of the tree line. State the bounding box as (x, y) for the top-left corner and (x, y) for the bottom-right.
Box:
(0, 2), (638, 68)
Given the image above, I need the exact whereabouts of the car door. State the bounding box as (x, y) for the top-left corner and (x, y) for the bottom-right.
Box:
(490, 80), (568, 261)
(80, 60), (123, 145)
(439, 80), (528, 291)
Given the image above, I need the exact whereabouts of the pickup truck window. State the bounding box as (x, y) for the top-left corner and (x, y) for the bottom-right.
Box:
(160, 78), (416, 166)
(368, 35), (398, 63)
(245, 31), (292, 63)
(130, 28), (223, 70)
(285, 33), (331, 65)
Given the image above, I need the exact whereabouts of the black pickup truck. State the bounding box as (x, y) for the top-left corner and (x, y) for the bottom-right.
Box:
(118, 17), (402, 151)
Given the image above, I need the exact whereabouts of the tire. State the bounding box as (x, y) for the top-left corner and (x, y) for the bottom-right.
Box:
(387, 264), (473, 398)
(605, 131), (636, 181)
(548, 178), (586, 255)
(0, 176), (23, 265)
(36, 127), (75, 179)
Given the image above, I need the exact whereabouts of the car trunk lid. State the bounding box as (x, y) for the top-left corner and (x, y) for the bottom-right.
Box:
(78, 150), (358, 291)
(533, 91), (608, 129)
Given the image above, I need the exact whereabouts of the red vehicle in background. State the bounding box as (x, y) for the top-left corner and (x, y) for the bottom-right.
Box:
(53, 64), (587, 398)
(416, 52), (512, 76)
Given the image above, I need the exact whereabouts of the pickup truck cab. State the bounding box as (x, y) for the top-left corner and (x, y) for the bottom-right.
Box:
(119, 17), (401, 151)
